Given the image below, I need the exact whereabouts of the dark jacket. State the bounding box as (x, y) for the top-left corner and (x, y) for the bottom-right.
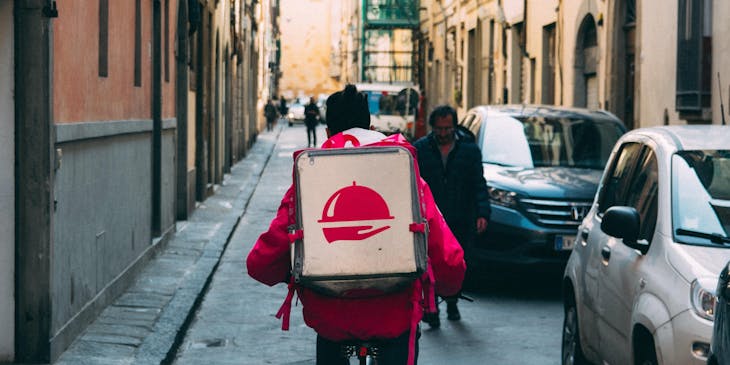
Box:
(264, 103), (277, 120)
(304, 102), (320, 127)
(413, 134), (491, 242)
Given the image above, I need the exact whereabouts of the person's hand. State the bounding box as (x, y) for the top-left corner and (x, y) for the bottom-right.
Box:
(476, 217), (488, 234)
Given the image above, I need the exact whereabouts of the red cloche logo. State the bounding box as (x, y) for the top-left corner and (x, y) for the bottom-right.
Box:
(318, 181), (394, 243)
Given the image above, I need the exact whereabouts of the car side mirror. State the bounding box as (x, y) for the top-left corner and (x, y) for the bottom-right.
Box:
(601, 206), (649, 254)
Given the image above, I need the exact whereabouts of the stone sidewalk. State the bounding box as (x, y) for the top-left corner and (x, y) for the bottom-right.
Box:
(53, 125), (284, 365)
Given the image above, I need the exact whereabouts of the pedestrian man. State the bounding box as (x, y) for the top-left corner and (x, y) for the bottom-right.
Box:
(304, 96), (320, 147)
(413, 104), (491, 328)
(278, 96), (289, 122)
(264, 99), (278, 132)
(247, 85), (465, 365)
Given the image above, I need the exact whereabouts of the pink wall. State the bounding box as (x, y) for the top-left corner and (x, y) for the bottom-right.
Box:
(53, 0), (176, 123)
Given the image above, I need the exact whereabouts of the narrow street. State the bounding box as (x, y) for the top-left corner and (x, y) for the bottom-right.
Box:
(170, 123), (564, 365)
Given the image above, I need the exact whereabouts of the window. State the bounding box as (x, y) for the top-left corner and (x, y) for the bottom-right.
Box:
(134, 0), (142, 87)
(542, 23), (556, 104)
(676, 0), (712, 116)
(164, 0), (169, 82)
(99, 0), (109, 77)
(362, 29), (414, 83)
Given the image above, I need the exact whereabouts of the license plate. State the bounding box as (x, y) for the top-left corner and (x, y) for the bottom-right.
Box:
(554, 235), (576, 251)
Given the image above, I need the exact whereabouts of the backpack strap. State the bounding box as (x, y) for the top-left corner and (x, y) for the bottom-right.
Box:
(408, 222), (426, 232)
(275, 190), (300, 331)
(407, 280), (422, 365)
(422, 267), (436, 314)
(287, 229), (303, 243)
(275, 277), (297, 331)
(405, 269), (435, 365)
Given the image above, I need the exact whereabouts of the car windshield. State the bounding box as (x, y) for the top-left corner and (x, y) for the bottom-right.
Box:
(673, 150), (730, 246)
(481, 115), (624, 169)
(363, 89), (418, 116)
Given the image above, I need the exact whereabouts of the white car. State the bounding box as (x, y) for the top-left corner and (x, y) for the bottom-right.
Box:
(562, 125), (730, 365)
(286, 102), (305, 126)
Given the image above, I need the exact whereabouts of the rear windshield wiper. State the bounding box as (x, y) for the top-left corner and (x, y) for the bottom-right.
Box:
(675, 228), (730, 245)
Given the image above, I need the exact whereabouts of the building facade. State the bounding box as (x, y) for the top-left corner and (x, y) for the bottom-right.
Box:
(336, 0), (729, 129)
(5, 0), (273, 362)
(277, 0), (342, 100)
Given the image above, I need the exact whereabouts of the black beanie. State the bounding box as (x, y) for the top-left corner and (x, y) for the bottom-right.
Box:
(325, 84), (371, 135)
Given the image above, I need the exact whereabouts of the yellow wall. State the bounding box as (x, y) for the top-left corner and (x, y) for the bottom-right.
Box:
(279, 0), (340, 99)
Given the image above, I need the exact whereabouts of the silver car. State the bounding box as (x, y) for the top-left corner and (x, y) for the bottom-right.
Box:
(562, 125), (730, 365)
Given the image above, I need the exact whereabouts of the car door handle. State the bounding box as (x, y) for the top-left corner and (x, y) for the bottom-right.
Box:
(580, 229), (589, 240)
(601, 246), (611, 261)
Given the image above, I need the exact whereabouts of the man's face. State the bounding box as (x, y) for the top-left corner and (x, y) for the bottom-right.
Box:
(433, 115), (455, 145)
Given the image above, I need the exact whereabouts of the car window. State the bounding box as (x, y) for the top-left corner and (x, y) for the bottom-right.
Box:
(362, 89), (418, 116)
(481, 115), (533, 167)
(479, 114), (623, 168)
(597, 142), (643, 213)
(625, 148), (658, 242)
(460, 113), (476, 131)
(673, 150), (730, 245)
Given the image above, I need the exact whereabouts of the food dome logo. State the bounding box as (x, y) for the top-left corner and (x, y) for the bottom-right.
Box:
(318, 181), (394, 243)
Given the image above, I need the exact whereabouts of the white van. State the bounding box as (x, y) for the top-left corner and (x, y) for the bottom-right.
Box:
(355, 83), (420, 139)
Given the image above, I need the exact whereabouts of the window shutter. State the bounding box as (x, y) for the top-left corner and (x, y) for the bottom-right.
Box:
(676, 0), (706, 112)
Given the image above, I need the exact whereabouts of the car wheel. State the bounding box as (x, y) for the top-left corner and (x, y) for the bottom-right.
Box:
(288, 121), (293, 127)
(562, 296), (589, 365)
(634, 336), (658, 365)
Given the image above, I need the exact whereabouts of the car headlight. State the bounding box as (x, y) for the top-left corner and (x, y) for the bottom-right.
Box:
(691, 277), (717, 321)
(488, 187), (518, 207)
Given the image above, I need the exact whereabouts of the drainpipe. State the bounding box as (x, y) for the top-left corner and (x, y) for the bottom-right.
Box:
(522, 0), (530, 58)
(361, 0), (366, 82)
(152, 0), (162, 236)
(15, 0), (55, 362)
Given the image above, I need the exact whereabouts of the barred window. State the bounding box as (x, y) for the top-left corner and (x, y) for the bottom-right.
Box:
(676, 0), (712, 116)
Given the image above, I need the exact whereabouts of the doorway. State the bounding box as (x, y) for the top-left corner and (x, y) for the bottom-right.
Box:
(574, 15), (599, 109)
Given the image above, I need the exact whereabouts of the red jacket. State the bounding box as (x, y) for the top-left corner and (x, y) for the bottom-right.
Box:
(246, 129), (465, 343)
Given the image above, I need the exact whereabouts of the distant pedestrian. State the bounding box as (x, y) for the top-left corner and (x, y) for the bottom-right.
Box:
(304, 96), (320, 147)
(279, 96), (289, 122)
(264, 99), (278, 132)
(413, 104), (491, 328)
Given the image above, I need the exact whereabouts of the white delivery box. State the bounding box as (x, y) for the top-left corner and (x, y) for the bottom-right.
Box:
(291, 146), (428, 298)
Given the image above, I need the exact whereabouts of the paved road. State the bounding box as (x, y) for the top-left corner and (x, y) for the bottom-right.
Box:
(171, 123), (565, 365)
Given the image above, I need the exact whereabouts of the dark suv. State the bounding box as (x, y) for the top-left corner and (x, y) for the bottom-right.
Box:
(458, 105), (625, 270)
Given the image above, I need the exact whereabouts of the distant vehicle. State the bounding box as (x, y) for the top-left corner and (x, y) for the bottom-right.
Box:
(458, 105), (626, 272)
(355, 83), (420, 139)
(562, 125), (730, 365)
(286, 100), (306, 126)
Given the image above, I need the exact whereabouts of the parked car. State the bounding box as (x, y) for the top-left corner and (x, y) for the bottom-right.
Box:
(458, 105), (626, 272)
(708, 260), (730, 365)
(562, 125), (730, 365)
